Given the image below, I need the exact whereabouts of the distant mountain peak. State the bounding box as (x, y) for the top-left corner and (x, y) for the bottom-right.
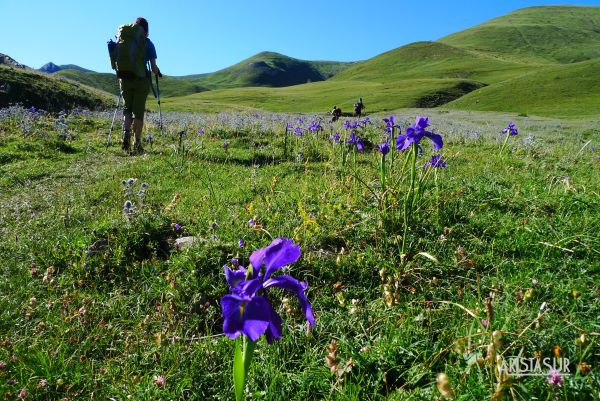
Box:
(0, 53), (29, 69)
(38, 62), (93, 74)
(40, 62), (61, 73)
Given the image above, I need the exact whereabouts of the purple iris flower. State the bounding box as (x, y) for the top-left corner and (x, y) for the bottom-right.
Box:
(308, 120), (323, 133)
(329, 132), (341, 143)
(424, 153), (447, 168)
(396, 116), (443, 151)
(343, 119), (359, 130)
(294, 127), (303, 137)
(197, 128), (205, 135)
(502, 122), (518, 136)
(238, 239), (245, 248)
(220, 238), (314, 343)
(377, 141), (390, 155)
(360, 117), (371, 127)
(347, 132), (363, 152)
(383, 115), (401, 135)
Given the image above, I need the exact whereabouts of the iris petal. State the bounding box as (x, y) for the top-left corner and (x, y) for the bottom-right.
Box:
(264, 306), (283, 344)
(264, 275), (315, 326)
(262, 238), (301, 280)
(224, 266), (247, 289)
(249, 247), (267, 274)
(238, 278), (262, 297)
(221, 294), (273, 342)
(424, 132), (443, 150)
(396, 134), (407, 150)
(242, 296), (274, 341)
(416, 116), (429, 129)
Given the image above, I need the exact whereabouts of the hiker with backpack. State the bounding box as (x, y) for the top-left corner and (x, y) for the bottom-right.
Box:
(108, 17), (161, 154)
(330, 105), (342, 122)
(354, 97), (365, 117)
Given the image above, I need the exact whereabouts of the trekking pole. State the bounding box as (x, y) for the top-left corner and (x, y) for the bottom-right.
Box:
(147, 62), (163, 135)
(106, 91), (122, 147)
(106, 38), (121, 147)
(155, 71), (163, 135)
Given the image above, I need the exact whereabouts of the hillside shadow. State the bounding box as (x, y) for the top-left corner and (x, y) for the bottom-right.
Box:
(413, 80), (487, 107)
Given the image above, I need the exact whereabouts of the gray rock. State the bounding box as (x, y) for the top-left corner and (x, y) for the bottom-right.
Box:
(87, 238), (109, 257)
(173, 236), (199, 251)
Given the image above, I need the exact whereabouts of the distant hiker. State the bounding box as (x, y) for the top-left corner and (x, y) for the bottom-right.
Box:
(109, 17), (161, 154)
(354, 97), (365, 117)
(331, 105), (342, 122)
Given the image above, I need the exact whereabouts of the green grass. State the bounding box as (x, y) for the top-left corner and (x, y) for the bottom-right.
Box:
(0, 106), (598, 399)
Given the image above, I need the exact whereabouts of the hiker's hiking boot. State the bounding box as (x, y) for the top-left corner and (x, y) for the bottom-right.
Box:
(121, 130), (131, 152)
(132, 142), (145, 155)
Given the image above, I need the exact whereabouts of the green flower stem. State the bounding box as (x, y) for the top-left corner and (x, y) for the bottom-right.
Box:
(380, 153), (386, 193)
(284, 126), (288, 158)
(390, 128), (396, 169)
(392, 149), (411, 189)
(352, 147), (358, 200)
(341, 135), (347, 168)
(232, 264), (257, 401)
(233, 335), (257, 401)
(435, 167), (440, 229)
(499, 132), (510, 156)
(402, 144), (418, 256)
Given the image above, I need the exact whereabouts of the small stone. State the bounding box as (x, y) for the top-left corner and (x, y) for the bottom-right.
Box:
(173, 236), (198, 251)
(86, 238), (108, 257)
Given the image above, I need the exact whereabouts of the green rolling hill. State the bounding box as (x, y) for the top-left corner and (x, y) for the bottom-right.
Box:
(330, 41), (533, 84)
(159, 78), (485, 114)
(438, 5), (600, 64)
(182, 51), (355, 90)
(446, 58), (600, 116)
(0, 65), (112, 112)
(54, 69), (209, 98)
(55, 70), (119, 94)
(53, 51), (354, 98)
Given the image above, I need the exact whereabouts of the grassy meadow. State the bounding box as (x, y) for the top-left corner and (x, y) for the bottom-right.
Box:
(0, 105), (598, 400)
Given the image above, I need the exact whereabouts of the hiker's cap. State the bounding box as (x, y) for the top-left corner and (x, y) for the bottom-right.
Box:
(135, 17), (149, 34)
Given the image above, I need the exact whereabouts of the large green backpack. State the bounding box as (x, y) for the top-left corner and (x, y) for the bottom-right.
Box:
(113, 23), (147, 79)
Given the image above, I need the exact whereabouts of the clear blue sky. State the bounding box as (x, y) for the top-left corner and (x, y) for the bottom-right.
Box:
(2, 1), (599, 76)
